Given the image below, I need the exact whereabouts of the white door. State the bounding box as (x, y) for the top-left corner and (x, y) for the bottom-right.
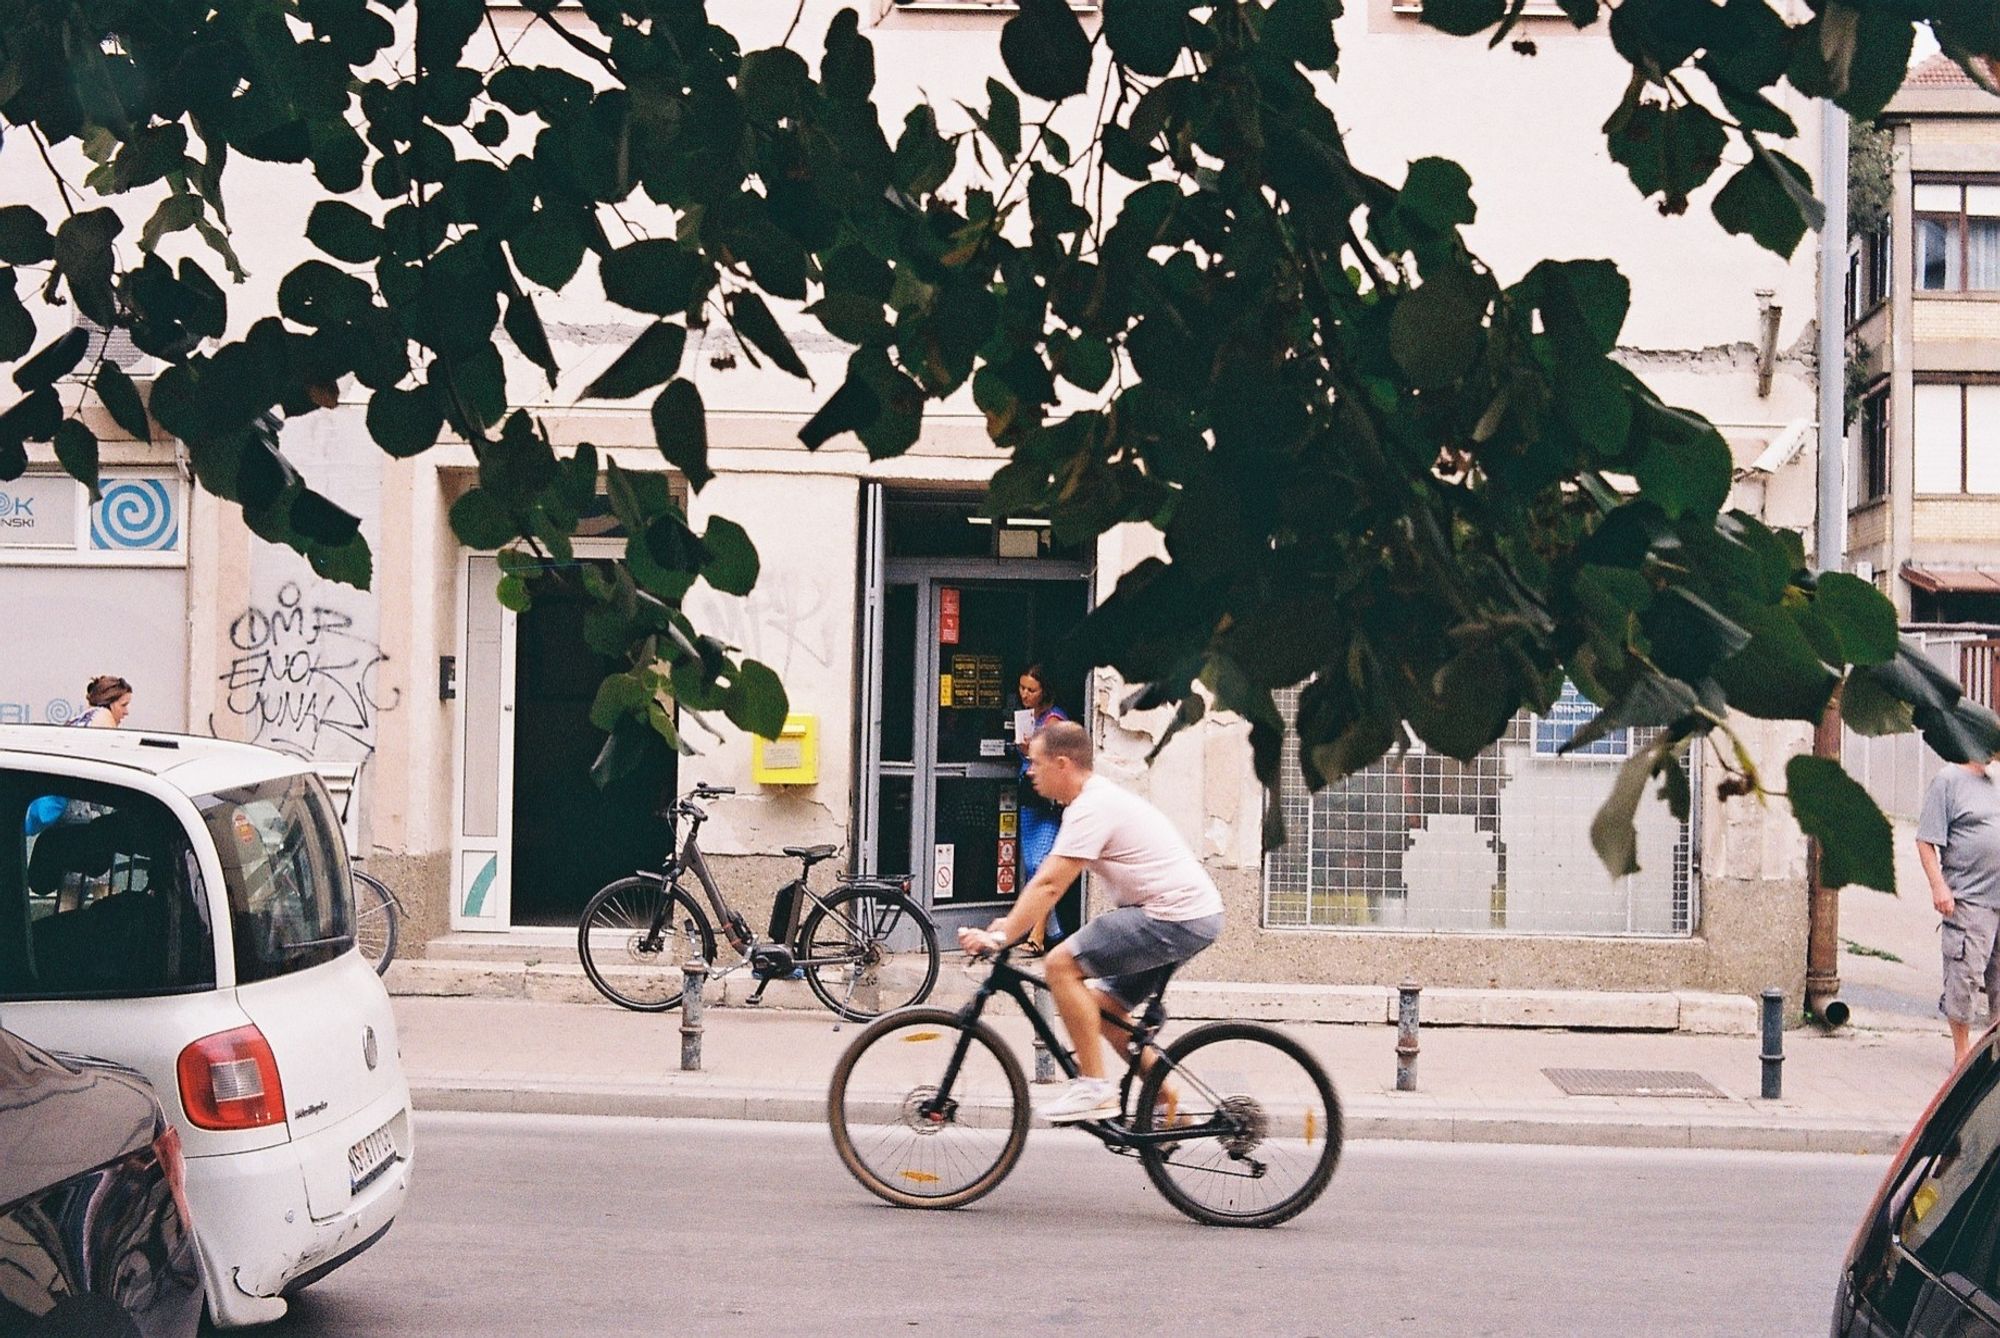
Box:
(451, 553), (516, 930)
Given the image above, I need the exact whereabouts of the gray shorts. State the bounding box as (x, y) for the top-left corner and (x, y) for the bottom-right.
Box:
(1063, 906), (1223, 1010)
(1941, 903), (2000, 1026)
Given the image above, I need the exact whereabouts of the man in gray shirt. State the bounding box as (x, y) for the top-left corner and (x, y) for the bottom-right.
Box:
(1917, 754), (2000, 1063)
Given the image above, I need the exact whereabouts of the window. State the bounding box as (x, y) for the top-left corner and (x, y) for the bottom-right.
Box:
(1532, 680), (1631, 758)
(196, 775), (353, 984)
(1860, 387), (1890, 503)
(1914, 381), (2000, 494)
(0, 774), (216, 999)
(1915, 182), (2000, 292)
(1848, 229), (1892, 324)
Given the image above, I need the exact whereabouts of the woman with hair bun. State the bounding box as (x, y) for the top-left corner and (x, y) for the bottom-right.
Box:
(70, 675), (133, 729)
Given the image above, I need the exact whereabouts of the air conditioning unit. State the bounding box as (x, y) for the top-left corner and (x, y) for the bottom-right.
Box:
(69, 317), (163, 379)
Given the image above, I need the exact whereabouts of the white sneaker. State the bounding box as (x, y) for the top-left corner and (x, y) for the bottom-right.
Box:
(1036, 1077), (1119, 1124)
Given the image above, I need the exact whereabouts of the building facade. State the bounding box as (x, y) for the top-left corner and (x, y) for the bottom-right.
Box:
(2, 1), (1834, 996)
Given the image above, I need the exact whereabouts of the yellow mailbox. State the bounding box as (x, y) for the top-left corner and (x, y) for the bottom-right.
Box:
(752, 714), (819, 785)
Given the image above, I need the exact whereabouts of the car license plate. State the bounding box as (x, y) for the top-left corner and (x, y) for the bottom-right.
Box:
(348, 1121), (397, 1193)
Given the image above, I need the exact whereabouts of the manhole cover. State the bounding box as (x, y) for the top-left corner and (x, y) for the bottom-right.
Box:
(1542, 1068), (1727, 1099)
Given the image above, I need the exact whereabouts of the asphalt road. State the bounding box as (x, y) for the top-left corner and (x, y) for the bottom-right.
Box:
(240, 1113), (1887, 1337)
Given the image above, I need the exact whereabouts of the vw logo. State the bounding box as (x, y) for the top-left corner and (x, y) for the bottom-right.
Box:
(362, 1026), (379, 1071)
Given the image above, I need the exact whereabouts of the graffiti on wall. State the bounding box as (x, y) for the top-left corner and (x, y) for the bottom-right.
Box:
(702, 569), (838, 680)
(213, 581), (399, 759)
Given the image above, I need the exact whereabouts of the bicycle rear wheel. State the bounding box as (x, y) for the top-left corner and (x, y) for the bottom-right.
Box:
(1135, 1021), (1342, 1227)
(577, 876), (716, 1011)
(828, 1008), (1028, 1209)
(798, 887), (939, 1021)
(352, 869), (398, 977)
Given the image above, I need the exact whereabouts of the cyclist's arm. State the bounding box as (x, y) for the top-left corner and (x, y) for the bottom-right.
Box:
(965, 854), (1084, 951)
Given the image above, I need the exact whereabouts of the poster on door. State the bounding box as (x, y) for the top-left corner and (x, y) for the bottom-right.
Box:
(933, 843), (955, 901)
(939, 586), (960, 645)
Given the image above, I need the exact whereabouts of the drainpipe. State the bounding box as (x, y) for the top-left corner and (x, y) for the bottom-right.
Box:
(1807, 99), (1851, 1030)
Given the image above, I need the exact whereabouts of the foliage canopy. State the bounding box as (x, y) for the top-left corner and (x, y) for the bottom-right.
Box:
(4, 0), (1999, 889)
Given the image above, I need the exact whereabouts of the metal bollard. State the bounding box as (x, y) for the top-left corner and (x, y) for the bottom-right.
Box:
(1032, 982), (1058, 1083)
(1396, 979), (1422, 1093)
(680, 961), (708, 1072)
(1760, 988), (1784, 1100)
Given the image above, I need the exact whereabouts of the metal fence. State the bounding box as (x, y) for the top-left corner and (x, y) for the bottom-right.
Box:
(1264, 682), (1695, 937)
(1845, 625), (2000, 822)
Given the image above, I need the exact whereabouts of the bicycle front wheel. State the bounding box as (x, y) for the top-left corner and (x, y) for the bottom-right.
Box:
(1136, 1021), (1342, 1228)
(352, 869), (399, 976)
(577, 876), (716, 1011)
(828, 1008), (1028, 1210)
(798, 888), (939, 1020)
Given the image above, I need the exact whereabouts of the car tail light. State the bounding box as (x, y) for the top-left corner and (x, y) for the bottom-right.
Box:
(152, 1122), (194, 1227)
(177, 1025), (286, 1131)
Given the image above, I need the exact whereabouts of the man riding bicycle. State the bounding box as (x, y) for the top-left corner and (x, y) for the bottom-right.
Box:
(958, 720), (1225, 1123)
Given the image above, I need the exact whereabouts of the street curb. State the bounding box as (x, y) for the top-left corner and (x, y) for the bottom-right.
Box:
(407, 1078), (1907, 1154)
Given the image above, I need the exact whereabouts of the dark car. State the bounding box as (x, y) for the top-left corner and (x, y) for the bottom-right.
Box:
(1835, 1024), (2000, 1336)
(0, 1026), (204, 1337)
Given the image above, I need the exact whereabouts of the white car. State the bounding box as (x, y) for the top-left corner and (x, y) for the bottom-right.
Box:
(0, 725), (413, 1328)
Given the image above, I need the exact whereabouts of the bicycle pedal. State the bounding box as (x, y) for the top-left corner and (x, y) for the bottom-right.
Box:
(743, 980), (771, 1006)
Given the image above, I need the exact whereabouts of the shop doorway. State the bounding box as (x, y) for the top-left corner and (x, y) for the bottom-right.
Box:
(858, 492), (1092, 941)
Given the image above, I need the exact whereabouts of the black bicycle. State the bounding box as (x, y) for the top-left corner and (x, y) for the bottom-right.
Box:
(827, 942), (1342, 1227)
(576, 784), (940, 1021)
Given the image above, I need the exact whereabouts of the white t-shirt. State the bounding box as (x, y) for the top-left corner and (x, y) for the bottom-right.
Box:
(1049, 775), (1224, 923)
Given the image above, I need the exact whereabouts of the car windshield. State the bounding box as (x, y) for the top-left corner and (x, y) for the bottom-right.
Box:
(197, 775), (352, 984)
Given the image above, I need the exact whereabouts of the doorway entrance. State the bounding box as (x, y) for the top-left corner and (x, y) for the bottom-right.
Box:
(861, 498), (1092, 940)
(509, 560), (674, 925)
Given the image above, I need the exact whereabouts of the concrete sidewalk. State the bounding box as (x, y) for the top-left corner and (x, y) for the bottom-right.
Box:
(393, 989), (1961, 1155)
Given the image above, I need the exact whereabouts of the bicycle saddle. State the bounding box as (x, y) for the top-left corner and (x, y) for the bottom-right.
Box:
(784, 844), (839, 865)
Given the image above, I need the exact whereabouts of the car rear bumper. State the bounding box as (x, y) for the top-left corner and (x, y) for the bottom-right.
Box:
(186, 1087), (413, 1329)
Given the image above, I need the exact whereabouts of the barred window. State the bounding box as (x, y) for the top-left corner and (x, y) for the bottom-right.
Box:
(1264, 684), (1694, 937)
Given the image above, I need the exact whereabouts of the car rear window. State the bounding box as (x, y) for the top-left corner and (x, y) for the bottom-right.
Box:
(0, 773), (216, 1000)
(196, 774), (353, 984)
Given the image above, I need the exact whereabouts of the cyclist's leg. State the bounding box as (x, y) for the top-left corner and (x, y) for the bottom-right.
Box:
(1052, 908), (1216, 1082)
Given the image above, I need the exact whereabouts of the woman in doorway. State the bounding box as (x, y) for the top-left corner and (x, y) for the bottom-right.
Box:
(70, 676), (133, 729)
(1014, 664), (1068, 956)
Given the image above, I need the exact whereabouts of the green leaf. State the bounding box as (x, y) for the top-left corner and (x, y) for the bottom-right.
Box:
(278, 260), (373, 328)
(821, 9), (876, 105)
(449, 487), (519, 549)
(725, 658), (790, 740)
(701, 516), (759, 596)
(1051, 331), (1114, 392)
(1528, 259), (1630, 358)
(94, 362), (150, 442)
(1103, 0), (1187, 77)
(1787, 755), (1894, 892)
(1420, 0), (1505, 38)
(1001, 0), (1093, 103)
(504, 293), (559, 386)
(589, 672), (651, 731)
(367, 385), (446, 458)
(54, 210), (121, 328)
(1389, 268), (1488, 390)
(1813, 572), (1898, 667)
(1590, 738), (1668, 876)
(1840, 668), (1915, 737)
(738, 47), (811, 123)
(981, 79), (1023, 163)
(307, 202), (384, 264)
(138, 195), (202, 254)
(0, 206), (54, 265)
(13, 328), (90, 392)
(726, 292), (808, 379)
(600, 240), (701, 317)
(472, 110), (509, 148)
(1398, 158), (1477, 233)
(585, 323), (687, 400)
(1606, 104), (1727, 210)
(510, 210), (587, 289)
(799, 374), (880, 450)
(651, 378), (712, 489)
(1630, 409), (1731, 519)
(53, 419), (99, 496)
(1712, 600), (1838, 721)
(1711, 151), (1816, 259)
(1265, 0), (1340, 70)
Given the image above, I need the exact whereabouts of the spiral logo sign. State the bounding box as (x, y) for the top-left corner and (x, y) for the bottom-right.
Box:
(91, 479), (179, 552)
(0, 493), (13, 518)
